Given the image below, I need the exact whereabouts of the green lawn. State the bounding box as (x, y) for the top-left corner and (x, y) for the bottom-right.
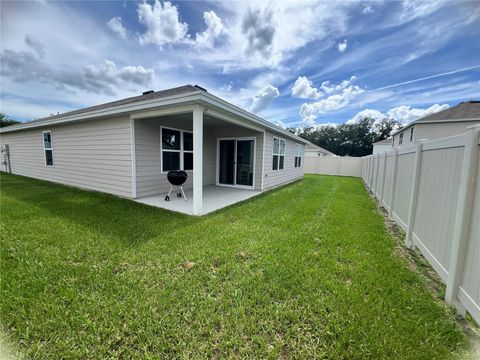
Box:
(0, 173), (470, 358)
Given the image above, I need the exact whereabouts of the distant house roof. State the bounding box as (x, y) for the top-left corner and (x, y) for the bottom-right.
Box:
(373, 137), (392, 145)
(305, 141), (335, 155)
(392, 100), (480, 136)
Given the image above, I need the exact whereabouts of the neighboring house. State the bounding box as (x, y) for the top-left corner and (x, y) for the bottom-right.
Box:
(372, 137), (392, 154)
(304, 142), (335, 157)
(391, 100), (480, 147)
(0, 85), (309, 215)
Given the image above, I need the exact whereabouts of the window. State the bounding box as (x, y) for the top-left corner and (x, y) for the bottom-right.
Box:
(272, 137), (286, 170)
(295, 144), (302, 167)
(410, 127), (414, 142)
(43, 131), (53, 166)
(399, 132), (403, 145)
(161, 127), (193, 172)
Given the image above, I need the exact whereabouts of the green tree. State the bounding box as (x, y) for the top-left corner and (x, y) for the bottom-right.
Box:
(291, 116), (401, 157)
(0, 113), (20, 128)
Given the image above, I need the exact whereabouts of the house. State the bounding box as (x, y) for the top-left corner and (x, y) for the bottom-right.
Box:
(304, 142), (335, 157)
(0, 85), (309, 215)
(372, 137), (392, 154)
(391, 100), (480, 147)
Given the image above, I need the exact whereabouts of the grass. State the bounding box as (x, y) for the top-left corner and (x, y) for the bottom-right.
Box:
(0, 173), (470, 358)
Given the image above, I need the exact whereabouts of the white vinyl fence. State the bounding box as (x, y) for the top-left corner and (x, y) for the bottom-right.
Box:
(305, 156), (363, 177)
(362, 125), (480, 324)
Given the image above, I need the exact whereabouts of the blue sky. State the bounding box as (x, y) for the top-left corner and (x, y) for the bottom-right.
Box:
(1, 0), (479, 127)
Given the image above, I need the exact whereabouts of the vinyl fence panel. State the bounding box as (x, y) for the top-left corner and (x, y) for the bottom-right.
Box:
(304, 156), (362, 177)
(361, 126), (480, 325)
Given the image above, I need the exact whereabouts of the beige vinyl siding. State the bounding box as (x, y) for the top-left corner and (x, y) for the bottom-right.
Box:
(263, 131), (304, 189)
(0, 116), (132, 197)
(414, 121), (479, 141)
(134, 116), (217, 197)
(393, 120), (480, 147)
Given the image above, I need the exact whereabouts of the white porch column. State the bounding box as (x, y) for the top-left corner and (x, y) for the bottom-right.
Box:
(192, 105), (204, 215)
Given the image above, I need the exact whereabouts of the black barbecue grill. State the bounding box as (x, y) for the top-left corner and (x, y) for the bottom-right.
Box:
(165, 170), (188, 201)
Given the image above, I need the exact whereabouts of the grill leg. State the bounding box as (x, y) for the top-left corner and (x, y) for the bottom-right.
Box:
(167, 185), (174, 197)
(180, 186), (187, 201)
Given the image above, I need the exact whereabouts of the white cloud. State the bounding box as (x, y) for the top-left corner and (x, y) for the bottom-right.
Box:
(251, 85), (280, 113)
(386, 103), (449, 124)
(107, 17), (128, 39)
(242, 8), (276, 59)
(194, 11), (225, 49)
(363, 5), (374, 14)
(346, 103), (450, 126)
(291, 76), (321, 99)
(347, 109), (386, 124)
(298, 76), (364, 122)
(219, 82), (233, 92)
(400, 0), (446, 22)
(337, 39), (348, 53)
(24, 34), (46, 58)
(1, 48), (154, 96)
(137, 1), (188, 46)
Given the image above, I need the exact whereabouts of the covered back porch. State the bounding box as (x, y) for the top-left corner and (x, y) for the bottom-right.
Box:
(131, 105), (264, 215)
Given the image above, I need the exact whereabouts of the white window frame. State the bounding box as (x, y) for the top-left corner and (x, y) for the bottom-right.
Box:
(399, 132), (404, 145)
(42, 130), (54, 167)
(160, 126), (193, 173)
(410, 127), (414, 142)
(294, 144), (302, 168)
(272, 137), (286, 171)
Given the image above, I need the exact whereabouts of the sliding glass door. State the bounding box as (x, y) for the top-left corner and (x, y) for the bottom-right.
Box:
(218, 138), (255, 188)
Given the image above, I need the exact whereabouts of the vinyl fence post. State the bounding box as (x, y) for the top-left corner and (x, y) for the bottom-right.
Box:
(370, 155), (375, 194)
(445, 125), (480, 313)
(388, 148), (399, 219)
(380, 152), (388, 205)
(405, 141), (424, 249)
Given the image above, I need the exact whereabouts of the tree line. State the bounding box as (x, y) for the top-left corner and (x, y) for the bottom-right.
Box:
(0, 113), (20, 128)
(287, 117), (400, 157)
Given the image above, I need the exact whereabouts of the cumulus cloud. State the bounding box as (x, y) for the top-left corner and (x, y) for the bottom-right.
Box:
(346, 109), (386, 124)
(347, 104), (450, 126)
(291, 76), (321, 99)
(107, 17), (128, 39)
(137, 0), (188, 46)
(25, 34), (46, 58)
(194, 11), (225, 49)
(386, 104), (449, 124)
(298, 76), (364, 123)
(1, 49), (154, 95)
(242, 8), (276, 58)
(251, 85), (279, 113)
(337, 39), (348, 52)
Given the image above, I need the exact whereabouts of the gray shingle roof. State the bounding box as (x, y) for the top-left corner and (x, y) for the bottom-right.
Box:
(20, 85), (199, 126)
(416, 101), (480, 122)
(391, 100), (480, 136)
